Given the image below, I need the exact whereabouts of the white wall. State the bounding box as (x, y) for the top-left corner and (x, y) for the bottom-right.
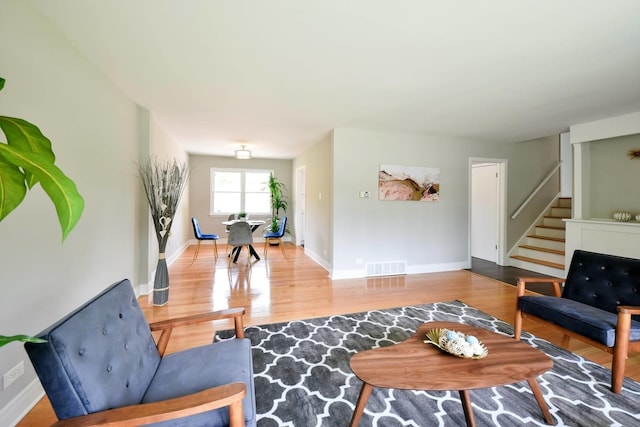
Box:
(292, 133), (333, 270)
(589, 133), (640, 219)
(0, 2), (187, 423)
(328, 128), (560, 278)
(0, 0), (140, 419)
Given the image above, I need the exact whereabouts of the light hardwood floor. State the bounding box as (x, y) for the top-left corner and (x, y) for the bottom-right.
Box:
(17, 242), (640, 426)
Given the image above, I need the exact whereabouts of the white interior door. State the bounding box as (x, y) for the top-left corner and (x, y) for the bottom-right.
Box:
(471, 163), (498, 262)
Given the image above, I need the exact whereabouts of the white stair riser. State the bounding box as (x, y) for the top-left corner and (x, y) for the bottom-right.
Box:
(534, 227), (566, 239)
(550, 207), (571, 217)
(516, 247), (565, 265)
(525, 237), (565, 251)
(542, 217), (566, 228)
(510, 258), (565, 278)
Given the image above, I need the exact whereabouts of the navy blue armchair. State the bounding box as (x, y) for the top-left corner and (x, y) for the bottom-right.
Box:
(514, 250), (640, 394)
(25, 279), (256, 426)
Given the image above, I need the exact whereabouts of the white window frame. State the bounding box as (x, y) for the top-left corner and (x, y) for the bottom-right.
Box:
(209, 167), (272, 216)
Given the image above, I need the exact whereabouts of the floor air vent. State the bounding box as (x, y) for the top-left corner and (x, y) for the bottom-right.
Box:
(365, 261), (407, 277)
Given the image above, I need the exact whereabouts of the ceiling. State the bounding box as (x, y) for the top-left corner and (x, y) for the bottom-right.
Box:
(28, 1), (640, 159)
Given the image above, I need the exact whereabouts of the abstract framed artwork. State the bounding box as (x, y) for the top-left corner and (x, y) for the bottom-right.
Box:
(378, 163), (440, 201)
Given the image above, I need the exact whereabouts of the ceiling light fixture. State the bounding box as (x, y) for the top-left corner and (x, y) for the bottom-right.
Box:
(235, 144), (251, 159)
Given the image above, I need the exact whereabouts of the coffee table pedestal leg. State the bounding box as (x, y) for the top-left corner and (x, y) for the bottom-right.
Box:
(349, 382), (373, 427)
(528, 378), (554, 425)
(459, 390), (477, 427)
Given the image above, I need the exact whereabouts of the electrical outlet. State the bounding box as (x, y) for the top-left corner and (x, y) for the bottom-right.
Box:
(3, 361), (24, 390)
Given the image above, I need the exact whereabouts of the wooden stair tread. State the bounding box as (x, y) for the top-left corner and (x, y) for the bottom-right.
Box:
(511, 255), (564, 270)
(518, 245), (565, 255)
(526, 234), (566, 242)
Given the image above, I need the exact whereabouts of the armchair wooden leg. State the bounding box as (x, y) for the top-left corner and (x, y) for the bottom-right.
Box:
(279, 239), (285, 257)
(228, 400), (244, 427)
(514, 308), (523, 340)
(213, 241), (218, 260)
(612, 310), (632, 394)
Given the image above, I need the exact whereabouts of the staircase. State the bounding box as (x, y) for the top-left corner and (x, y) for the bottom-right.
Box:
(509, 197), (571, 278)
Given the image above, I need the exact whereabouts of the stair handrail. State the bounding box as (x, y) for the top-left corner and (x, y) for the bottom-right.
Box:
(511, 161), (562, 220)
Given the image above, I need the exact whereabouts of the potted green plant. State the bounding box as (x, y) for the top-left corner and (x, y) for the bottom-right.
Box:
(0, 77), (84, 346)
(238, 211), (248, 220)
(266, 173), (288, 234)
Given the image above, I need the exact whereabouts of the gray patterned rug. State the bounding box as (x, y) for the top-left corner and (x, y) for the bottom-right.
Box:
(217, 300), (640, 426)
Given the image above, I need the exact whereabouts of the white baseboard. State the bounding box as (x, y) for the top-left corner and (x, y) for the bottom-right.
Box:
(0, 379), (44, 427)
(303, 248), (331, 273)
(330, 260), (469, 280)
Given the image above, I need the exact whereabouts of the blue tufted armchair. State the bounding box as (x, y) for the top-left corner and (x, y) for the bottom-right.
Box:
(514, 250), (640, 394)
(24, 279), (256, 426)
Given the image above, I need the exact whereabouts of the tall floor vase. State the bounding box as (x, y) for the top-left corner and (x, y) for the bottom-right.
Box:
(153, 253), (169, 306)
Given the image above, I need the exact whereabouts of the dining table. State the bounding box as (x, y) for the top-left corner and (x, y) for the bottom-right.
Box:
(222, 219), (265, 262)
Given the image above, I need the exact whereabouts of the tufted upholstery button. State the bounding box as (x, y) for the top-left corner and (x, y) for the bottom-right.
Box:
(78, 348), (86, 356)
(106, 365), (113, 373)
(601, 266), (606, 270)
(124, 343), (129, 350)
(102, 328), (108, 335)
(119, 313), (124, 319)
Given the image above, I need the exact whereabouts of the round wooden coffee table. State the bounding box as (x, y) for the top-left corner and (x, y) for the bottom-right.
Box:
(349, 321), (554, 427)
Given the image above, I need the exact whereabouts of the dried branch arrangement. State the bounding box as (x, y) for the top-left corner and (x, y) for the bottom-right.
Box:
(138, 157), (189, 249)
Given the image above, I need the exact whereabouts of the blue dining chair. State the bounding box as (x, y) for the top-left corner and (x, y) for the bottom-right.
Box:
(192, 217), (220, 263)
(263, 216), (287, 258)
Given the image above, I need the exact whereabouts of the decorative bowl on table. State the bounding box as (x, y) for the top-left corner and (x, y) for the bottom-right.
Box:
(424, 328), (488, 359)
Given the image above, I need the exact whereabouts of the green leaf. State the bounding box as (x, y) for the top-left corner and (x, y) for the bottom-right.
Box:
(0, 154), (27, 221)
(0, 144), (84, 241)
(0, 77), (5, 91)
(0, 335), (46, 347)
(0, 116), (55, 188)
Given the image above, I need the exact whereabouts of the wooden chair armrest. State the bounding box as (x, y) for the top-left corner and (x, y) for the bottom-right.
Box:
(149, 307), (246, 355)
(51, 382), (246, 427)
(516, 277), (565, 297)
(618, 305), (640, 316)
